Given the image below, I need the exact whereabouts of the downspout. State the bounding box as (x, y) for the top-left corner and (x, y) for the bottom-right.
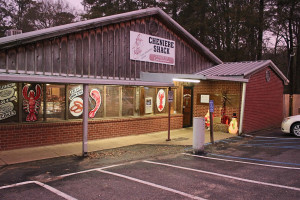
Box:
(239, 82), (247, 135)
(82, 84), (89, 156)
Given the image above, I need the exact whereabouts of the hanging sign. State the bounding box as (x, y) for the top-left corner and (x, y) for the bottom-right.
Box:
(157, 89), (166, 112)
(130, 31), (175, 65)
(209, 100), (214, 113)
(168, 90), (174, 102)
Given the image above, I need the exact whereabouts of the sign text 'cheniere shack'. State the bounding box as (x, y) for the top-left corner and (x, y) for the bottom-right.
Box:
(130, 31), (175, 65)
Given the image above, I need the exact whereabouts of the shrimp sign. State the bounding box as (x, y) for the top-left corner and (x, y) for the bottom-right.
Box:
(156, 89), (166, 112)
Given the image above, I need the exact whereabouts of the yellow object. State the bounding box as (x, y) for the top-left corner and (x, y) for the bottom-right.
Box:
(229, 118), (238, 134)
(205, 110), (210, 128)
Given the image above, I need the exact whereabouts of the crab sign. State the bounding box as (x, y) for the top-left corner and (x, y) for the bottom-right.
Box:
(22, 84), (42, 122)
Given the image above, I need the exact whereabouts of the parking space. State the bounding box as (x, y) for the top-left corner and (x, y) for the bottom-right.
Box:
(241, 136), (300, 150)
(1, 149), (300, 200)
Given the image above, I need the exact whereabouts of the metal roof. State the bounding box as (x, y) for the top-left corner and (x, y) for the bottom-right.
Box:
(0, 8), (222, 65)
(195, 60), (289, 84)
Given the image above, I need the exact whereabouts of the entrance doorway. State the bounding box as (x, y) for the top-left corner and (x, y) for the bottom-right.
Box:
(183, 87), (193, 127)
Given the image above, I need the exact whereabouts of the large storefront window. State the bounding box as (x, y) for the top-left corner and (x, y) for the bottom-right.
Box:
(0, 82), (18, 123)
(45, 84), (65, 121)
(0, 82), (178, 124)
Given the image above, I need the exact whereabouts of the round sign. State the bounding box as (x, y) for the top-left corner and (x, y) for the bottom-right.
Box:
(156, 89), (166, 112)
(69, 97), (83, 116)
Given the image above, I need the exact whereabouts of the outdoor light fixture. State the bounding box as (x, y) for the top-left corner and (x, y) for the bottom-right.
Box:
(173, 78), (200, 83)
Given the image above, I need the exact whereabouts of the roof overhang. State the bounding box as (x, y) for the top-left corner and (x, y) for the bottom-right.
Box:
(140, 72), (248, 83)
(0, 73), (174, 87)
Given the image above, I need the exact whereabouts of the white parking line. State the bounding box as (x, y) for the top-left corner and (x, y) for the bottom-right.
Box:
(144, 160), (300, 192)
(0, 181), (77, 200)
(254, 136), (300, 140)
(60, 163), (125, 177)
(182, 153), (300, 170)
(97, 169), (206, 200)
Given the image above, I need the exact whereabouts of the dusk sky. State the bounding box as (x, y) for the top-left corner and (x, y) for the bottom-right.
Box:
(66, 0), (84, 11)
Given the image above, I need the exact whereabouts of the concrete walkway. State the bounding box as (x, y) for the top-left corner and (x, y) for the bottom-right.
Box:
(0, 128), (235, 165)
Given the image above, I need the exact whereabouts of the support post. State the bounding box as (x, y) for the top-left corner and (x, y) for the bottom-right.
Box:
(209, 112), (214, 144)
(166, 87), (172, 141)
(167, 101), (171, 141)
(193, 117), (205, 154)
(82, 84), (89, 157)
(239, 82), (247, 135)
(209, 100), (214, 144)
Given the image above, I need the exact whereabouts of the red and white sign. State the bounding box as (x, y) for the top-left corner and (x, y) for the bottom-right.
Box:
(89, 89), (101, 118)
(156, 89), (166, 112)
(130, 31), (175, 65)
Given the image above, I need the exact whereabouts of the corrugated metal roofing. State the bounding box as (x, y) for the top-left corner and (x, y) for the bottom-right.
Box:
(195, 60), (289, 84)
(0, 7), (222, 65)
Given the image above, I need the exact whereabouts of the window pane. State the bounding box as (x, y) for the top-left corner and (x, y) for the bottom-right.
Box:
(22, 83), (43, 122)
(106, 86), (120, 117)
(122, 86), (140, 116)
(0, 82), (18, 123)
(143, 87), (156, 115)
(68, 84), (83, 119)
(170, 88), (180, 114)
(45, 84), (65, 121)
(89, 85), (104, 118)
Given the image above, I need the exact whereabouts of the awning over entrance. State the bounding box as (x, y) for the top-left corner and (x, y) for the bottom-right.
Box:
(140, 72), (249, 83)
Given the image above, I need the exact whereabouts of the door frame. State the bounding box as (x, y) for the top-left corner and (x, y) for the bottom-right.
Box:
(183, 86), (193, 127)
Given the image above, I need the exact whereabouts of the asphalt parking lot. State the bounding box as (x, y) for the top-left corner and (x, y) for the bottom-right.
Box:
(1, 129), (300, 200)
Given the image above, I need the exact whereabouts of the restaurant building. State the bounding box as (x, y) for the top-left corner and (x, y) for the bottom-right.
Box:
(0, 8), (288, 151)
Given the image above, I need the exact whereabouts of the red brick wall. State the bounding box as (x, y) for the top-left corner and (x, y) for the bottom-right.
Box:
(243, 67), (284, 133)
(0, 114), (183, 151)
(193, 81), (242, 119)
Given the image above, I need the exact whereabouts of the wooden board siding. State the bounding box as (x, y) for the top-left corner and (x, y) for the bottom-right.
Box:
(0, 17), (214, 80)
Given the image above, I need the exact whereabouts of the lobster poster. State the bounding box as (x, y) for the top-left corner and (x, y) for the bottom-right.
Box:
(0, 83), (17, 121)
(22, 84), (42, 122)
(156, 89), (166, 112)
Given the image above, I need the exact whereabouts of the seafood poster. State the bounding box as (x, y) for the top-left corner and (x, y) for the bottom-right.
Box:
(156, 89), (166, 112)
(0, 83), (17, 120)
(69, 85), (83, 117)
(69, 86), (102, 118)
